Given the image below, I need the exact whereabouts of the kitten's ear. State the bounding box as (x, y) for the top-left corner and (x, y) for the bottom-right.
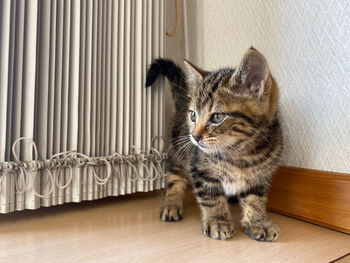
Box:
(231, 48), (269, 99)
(184, 59), (209, 86)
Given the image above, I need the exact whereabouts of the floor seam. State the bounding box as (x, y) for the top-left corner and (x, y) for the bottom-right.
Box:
(329, 252), (350, 263)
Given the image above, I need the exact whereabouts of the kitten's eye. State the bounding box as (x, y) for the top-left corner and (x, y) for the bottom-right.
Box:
(210, 113), (226, 124)
(189, 111), (197, 122)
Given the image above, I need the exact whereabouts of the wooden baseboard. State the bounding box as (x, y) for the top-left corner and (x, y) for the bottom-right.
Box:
(267, 166), (350, 234)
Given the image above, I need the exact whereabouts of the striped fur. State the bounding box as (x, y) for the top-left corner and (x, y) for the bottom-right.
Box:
(146, 48), (282, 241)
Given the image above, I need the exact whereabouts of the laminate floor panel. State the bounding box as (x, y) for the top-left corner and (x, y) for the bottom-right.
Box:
(0, 192), (349, 263)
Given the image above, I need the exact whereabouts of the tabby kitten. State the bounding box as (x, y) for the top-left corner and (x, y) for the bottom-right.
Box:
(146, 48), (282, 241)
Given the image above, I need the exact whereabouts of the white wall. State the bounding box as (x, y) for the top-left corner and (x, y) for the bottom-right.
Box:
(166, 0), (350, 173)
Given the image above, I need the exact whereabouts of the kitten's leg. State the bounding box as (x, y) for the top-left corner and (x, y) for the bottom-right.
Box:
(193, 178), (234, 240)
(239, 194), (280, 241)
(160, 169), (188, 222)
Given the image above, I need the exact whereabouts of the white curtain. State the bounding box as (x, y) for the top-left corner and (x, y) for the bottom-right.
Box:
(0, 0), (166, 213)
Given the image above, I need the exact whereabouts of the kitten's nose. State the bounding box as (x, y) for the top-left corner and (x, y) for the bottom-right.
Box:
(192, 134), (202, 142)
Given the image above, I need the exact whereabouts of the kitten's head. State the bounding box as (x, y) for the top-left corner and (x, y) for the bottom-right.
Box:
(185, 48), (279, 154)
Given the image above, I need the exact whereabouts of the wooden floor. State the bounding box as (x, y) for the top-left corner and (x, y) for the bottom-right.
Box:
(0, 192), (349, 263)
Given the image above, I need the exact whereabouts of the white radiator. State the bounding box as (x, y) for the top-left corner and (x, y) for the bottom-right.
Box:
(0, 0), (166, 213)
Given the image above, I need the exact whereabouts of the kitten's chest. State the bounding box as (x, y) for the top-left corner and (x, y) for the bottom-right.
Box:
(203, 154), (254, 196)
(220, 168), (249, 196)
(222, 181), (238, 196)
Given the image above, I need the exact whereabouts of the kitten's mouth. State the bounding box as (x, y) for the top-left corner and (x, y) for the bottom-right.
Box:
(197, 144), (210, 153)
(190, 136), (214, 153)
(190, 136), (205, 148)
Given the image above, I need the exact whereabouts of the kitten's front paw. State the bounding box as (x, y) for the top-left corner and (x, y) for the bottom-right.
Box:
(242, 219), (280, 242)
(160, 206), (183, 222)
(203, 220), (235, 240)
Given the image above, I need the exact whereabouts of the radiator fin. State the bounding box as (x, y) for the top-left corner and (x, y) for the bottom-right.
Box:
(0, 0), (165, 213)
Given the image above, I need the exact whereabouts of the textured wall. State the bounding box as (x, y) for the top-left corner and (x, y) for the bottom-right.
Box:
(165, 0), (350, 173)
(164, 0), (186, 144)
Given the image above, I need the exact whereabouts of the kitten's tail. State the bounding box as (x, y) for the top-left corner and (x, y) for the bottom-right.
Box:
(145, 59), (189, 108)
